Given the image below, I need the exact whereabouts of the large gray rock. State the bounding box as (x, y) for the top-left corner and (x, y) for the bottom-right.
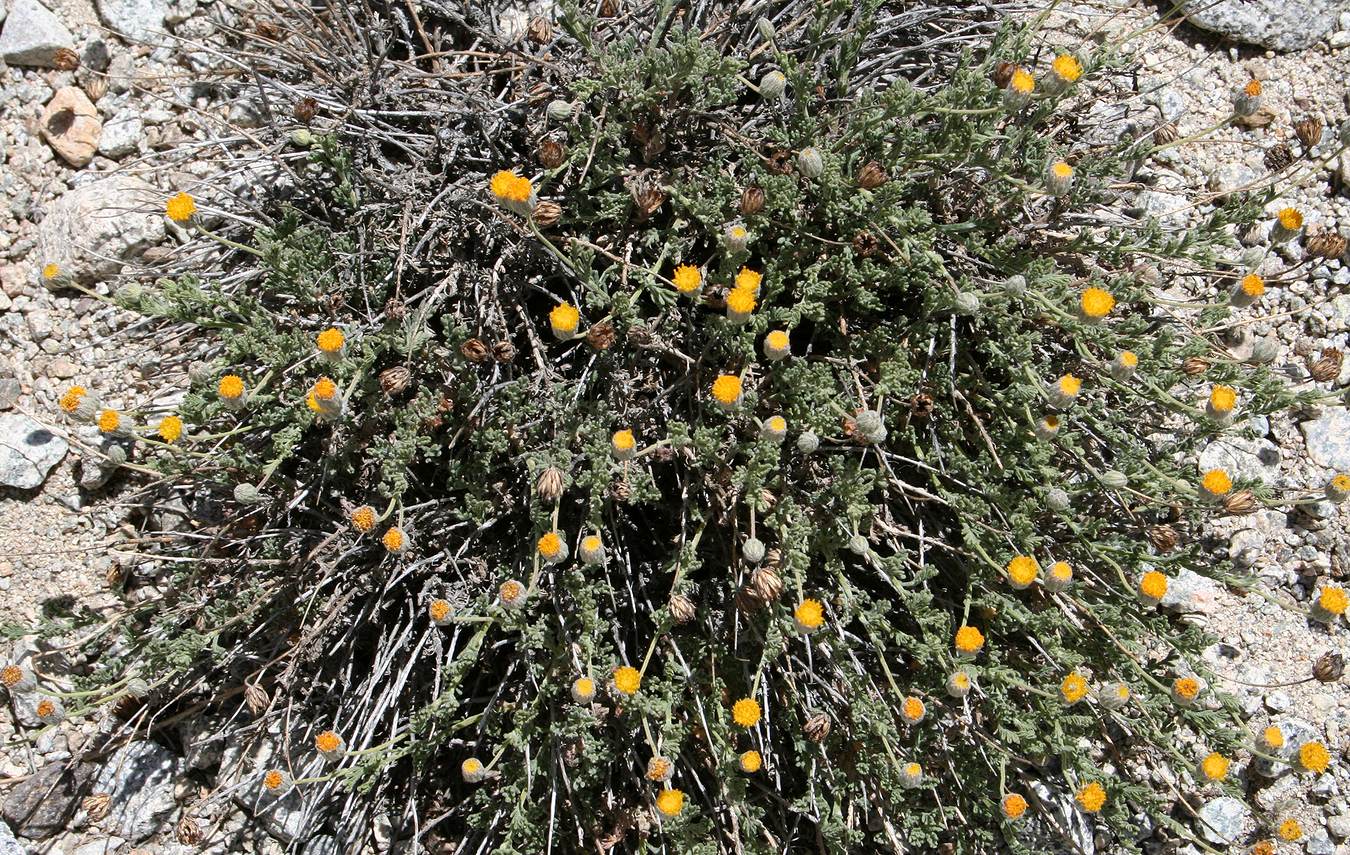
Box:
(1195, 796), (1248, 845)
(91, 741), (181, 842)
(0, 414), (67, 489)
(1198, 436), (1282, 486)
(36, 175), (166, 284)
(2, 761), (97, 839)
(96, 0), (169, 41)
(1300, 409), (1350, 471)
(0, 819), (25, 855)
(1179, 0), (1338, 50)
(0, 0), (75, 67)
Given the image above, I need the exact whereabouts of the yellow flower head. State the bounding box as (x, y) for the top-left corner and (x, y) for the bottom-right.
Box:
(901, 696), (926, 723)
(1050, 161), (1073, 179)
(655, 788), (685, 817)
(1009, 68), (1034, 95)
(550, 302), (580, 335)
(572, 676), (596, 702)
(764, 415), (786, 433)
(1201, 468), (1233, 497)
(59, 386), (87, 414)
(315, 730), (342, 754)
(672, 264), (702, 294)
(1241, 274), (1265, 297)
(1298, 741), (1330, 774)
(1060, 672), (1088, 704)
(428, 599), (452, 622)
(490, 170), (532, 203)
(954, 625), (985, 654)
(1261, 725), (1285, 750)
(42, 262), (61, 280)
(499, 579), (526, 606)
(97, 409), (120, 433)
(1049, 561), (1072, 584)
(1318, 586), (1348, 616)
(1051, 54), (1082, 83)
(732, 697), (761, 727)
(1006, 555), (1039, 587)
(1074, 781), (1106, 813)
(316, 328), (345, 354)
(218, 374), (245, 400)
(1244, 79), (1262, 98)
(166, 192), (196, 223)
(645, 756), (674, 782)
(735, 267), (762, 294)
(711, 374), (743, 406)
(726, 287), (757, 315)
(1278, 818), (1303, 841)
(537, 531), (563, 560)
(765, 330), (789, 353)
(1173, 676), (1200, 701)
(382, 527), (406, 553)
(1057, 375), (1081, 397)
(1277, 208), (1303, 231)
(312, 377), (338, 401)
(794, 598), (824, 632)
(613, 665), (641, 695)
(1209, 386), (1237, 413)
(1331, 474), (1350, 492)
(349, 505), (376, 532)
(1201, 752), (1230, 781)
(1002, 793), (1029, 820)
(738, 750), (762, 773)
(1080, 287), (1115, 319)
(461, 757), (485, 781)
(611, 429), (636, 454)
(157, 415), (183, 443)
(1118, 351), (1138, 369)
(35, 698), (56, 719)
(262, 769), (286, 790)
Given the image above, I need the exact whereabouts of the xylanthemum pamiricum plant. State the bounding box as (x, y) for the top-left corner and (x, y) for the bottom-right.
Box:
(16, 0), (1350, 851)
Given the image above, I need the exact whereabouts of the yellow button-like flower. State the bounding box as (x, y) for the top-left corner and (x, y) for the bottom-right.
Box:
(1278, 818), (1303, 841)
(1051, 54), (1082, 83)
(735, 267), (762, 294)
(1241, 274), (1264, 298)
(316, 327), (345, 356)
(613, 665), (641, 695)
(428, 598), (453, 624)
(315, 730), (344, 758)
(711, 374), (743, 409)
(571, 676), (596, 703)
(1009, 68), (1034, 95)
(157, 415), (183, 443)
(382, 526), (407, 554)
(489, 170), (532, 204)
(1298, 741), (1331, 774)
(794, 598), (824, 633)
(726, 287), (756, 321)
(732, 697), (761, 727)
(764, 330), (790, 361)
(537, 531), (565, 562)
(1080, 287), (1115, 319)
(42, 262), (61, 281)
(97, 409), (120, 433)
(1060, 672), (1088, 704)
(1006, 555), (1039, 589)
(672, 264), (702, 294)
(461, 757), (487, 783)
(1075, 782), (1106, 813)
(349, 505), (376, 533)
(498, 579), (527, 609)
(166, 192), (196, 223)
(1316, 585), (1347, 617)
(1046, 160), (1074, 196)
(1209, 385), (1237, 414)
(1260, 725), (1285, 751)
(1172, 676), (1201, 704)
(59, 386), (87, 414)
(549, 302), (580, 339)
(738, 750), (761, 773)
(901, 696), (926, 724)
(1001, 793), (1029, 820)
(954, 625), (985, 656)
(1201, 468), (1233, 498)
(655, 787), (685, 817)
(1046, 561), (1073, 593)
(218, 374), (245, 401)
(262, 769), (287, 791)
(611, 429), (637, 461)
(1277, 207), (1303, 231)
(1200, 752), (1230, 781)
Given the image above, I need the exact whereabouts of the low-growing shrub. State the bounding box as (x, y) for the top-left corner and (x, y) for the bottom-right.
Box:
(11, 0), (1349, 851)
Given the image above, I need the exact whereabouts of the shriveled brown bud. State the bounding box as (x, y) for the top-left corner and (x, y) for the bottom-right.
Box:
(856, 160), (888, 189)
(106, 560), (126, 587)
(1223, 490), (1258, 515)
(526, 15), (553, 45)
(1152, 122), (1179, 146)
(669, 593), (696, 624)
(379, 365), (412, 397)
(586, 320), (616, 350)
(610, 477), (632, 502)
(1305, 232), (1347, 261)
(852, 231), (880, 257)
(492, 340), (517, 363)
(1307, 348), (1343, 383)
(759, 488), (777, 510)
(628, 176), (666, 220)
(627, 324), (653, 348)
(1293, 116), (1323, 152)
(1182, 357), (1209, 377)
(598, 0), (619, 17)
(740, 186), (765, 216)
(750, 567), (784, 602)
(245, 682), (270, 716)
(83, 75), (108, 103)
(1148, 524), (1180, 553)
(177, 813), (204, 846)
(53, 47), (81, 71)
(804, 712), (831, 743)
(991, 61), (1016, 89)
(293, 96), (318, 124)
(384, 297), (407, 320)
(538, 138), (565, 169)
(1263, 143), (1294, 173)
(532, 200), (563, 228)
(460, 338), (490, 363)
(82, 793), (111, 821)
(1313, 651), (1344, 683)
(535, 465), (565, 503)
(735, 587), (763, 613)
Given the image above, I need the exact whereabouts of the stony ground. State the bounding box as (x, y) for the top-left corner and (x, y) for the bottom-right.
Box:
(0, 0), (1348, 852)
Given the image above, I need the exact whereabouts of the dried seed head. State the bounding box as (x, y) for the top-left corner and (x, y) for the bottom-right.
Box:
(537, 138), (565, 169)
(1149, 524), (1180, 553)
(1182, 357), (1209, 377)
(1305, 232), (1347, 261)
(1294, 116), (1323, 151)
(804, 712), (831, 743)
(293, 97), (318, 124)
(379, 365), (412, 397)
(1263, 143), (1294, 173)
(852, 231), (880, 257)
(491, 340), (517, 363)
(598, 0), (618, 17)
(177, 813), (204, 846)
(856, 160), (887, 189)
(535, 466), (565, 503)
(383, 297), (407, 320)
(1152, 122), (1179, 145)
(532, 200), (563, 228)
(1313, 651), (1344, 683)
(53, 47), (80, 71)
(526, 15), (552, 44)
(586, 320), (616, 350)
(627, 174), (666, 219)
(83, 74), (108, 103)
(82, 793), (111, 821)
(1307, 348), (1343, 383)
(991, 60), (1016, 89)
(669, 593), (696, 624)
(750, 567), (784, 602)
(740, 186), (765, 215)
(460, 338), (490, 363)
(1223, 490), (1258, 515)
(244, 682), (269, 715)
